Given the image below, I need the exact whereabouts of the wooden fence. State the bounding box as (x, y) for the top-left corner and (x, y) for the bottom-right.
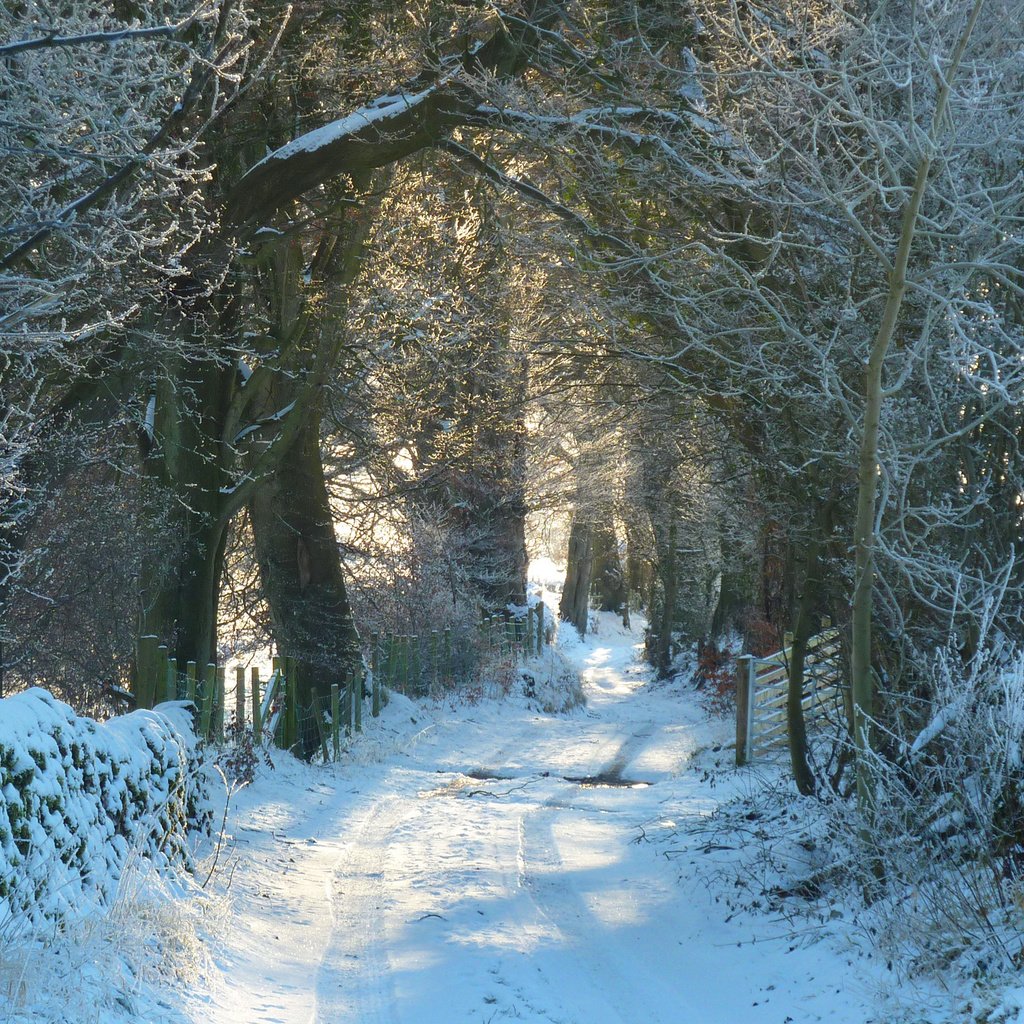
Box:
(734, 622), (845, 766)
(134, 640), (370, 758)
(134, 602), (550, 760)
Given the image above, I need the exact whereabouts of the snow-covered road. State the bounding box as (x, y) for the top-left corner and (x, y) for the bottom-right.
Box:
(193, 616), (882, 1024)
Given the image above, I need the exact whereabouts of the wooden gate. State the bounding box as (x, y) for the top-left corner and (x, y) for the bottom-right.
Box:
(735, 624), (845, 765)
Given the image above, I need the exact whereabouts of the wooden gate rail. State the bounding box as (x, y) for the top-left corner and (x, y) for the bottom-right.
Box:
(735, 624), (845, 766)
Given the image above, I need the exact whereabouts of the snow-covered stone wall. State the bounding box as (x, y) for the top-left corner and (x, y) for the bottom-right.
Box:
(0, 689), (213, 928)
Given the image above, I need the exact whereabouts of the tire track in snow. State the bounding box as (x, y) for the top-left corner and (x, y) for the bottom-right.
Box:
(312, 794), (417, 1024)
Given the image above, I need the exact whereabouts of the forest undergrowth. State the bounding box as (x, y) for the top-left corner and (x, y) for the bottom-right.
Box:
(661, 639), (1024, 1022)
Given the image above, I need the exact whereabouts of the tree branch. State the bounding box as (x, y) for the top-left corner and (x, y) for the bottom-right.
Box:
(0, 16), (198, 57)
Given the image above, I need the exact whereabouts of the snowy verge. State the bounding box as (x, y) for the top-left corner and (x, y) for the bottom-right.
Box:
(509, 644), (586, 713)
(1, 851), (225, 1024)
(0, 689), (213, 933)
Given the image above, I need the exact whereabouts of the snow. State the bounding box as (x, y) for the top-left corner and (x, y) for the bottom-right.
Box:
(527, 555), (565, 591)
(232, 423), (262, 443)
(171, 612), (896, 1024)
(245, 88), (437, 174)
(6, 614), (1005, 1022)
(144, 392), (156, 440)
(909, 694), (966, 756)
(0, 690), (211, 935)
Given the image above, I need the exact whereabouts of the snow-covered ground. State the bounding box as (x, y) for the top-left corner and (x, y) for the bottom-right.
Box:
(8, 606), (1004, 1023)
(176, 610), (903, 1024)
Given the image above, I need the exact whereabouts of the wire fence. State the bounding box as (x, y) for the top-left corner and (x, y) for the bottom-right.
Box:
(132, 603), (552, 761)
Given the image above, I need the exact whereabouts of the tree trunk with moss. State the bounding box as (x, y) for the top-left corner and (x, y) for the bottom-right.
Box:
(786, 508), (830, 797)
(249, 404), (361, 755)
(137, 309), (236, 679)
(560, 518), (593, 635)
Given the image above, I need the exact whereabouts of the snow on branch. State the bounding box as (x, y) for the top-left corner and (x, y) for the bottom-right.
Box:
(231, 399), (297, 444)
(226, 82), (471, 226)
(246, 87), (440, 172)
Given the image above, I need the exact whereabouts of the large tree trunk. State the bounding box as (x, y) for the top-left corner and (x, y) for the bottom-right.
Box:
(138, 320), (236, 681)
(249, 404), (360, 755)
(559, 518), (593, 635)
(654, 515), (678, 677)
(786, 506), (831, 797)
(591, 517), (625, 613)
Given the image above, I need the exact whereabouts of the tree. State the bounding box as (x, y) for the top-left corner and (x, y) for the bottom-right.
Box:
(693, 0), (1024, 802)
(0, 0), (256, 697)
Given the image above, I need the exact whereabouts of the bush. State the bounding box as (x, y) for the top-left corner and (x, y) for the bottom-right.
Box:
(845, 639), (1024, 976)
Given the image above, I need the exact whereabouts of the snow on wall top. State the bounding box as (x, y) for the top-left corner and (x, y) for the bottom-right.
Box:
(0, 688), (212, 934)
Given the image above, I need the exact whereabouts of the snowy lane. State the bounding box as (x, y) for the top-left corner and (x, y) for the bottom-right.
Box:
(313, 794), (412, 1024)
(200, 618), (880, 1024)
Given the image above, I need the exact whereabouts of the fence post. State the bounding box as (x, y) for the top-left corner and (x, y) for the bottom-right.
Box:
(397, 636), (408, 694)
(282, 658), (292, 749)
(371, 632), (382, 717)
(354, 668), (363, 733)
(215, 666), (226, 743)
(235, 666), (245, 734)
(410, 636), (420, 695)
(165, 656), (177, 702)
(386, 633), (398, 693)
(200, 663), (216, 740)
(735, 654), (756, 766)
(273, 665), (287, 750)
(155, 644), (169, 703)
(186, 661), (197, 705)
(251, 667), (262, 744)
(537, 602), (545, 649)
(526, 607), (536, 656)
(429, 630), (439, 695)
(285, 662), (298, 751)
(135, 635), (159, 710)
(275, 662), (287, 749)
(331, 683), (340, 760)
(345, 671), (355, 736)
(272, 654), (283, 734)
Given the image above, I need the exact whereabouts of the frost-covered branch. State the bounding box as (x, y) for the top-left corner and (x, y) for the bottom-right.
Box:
(0, 10), (203, 56)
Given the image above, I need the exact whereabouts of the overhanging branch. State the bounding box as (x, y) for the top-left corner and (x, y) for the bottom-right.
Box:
(437, 139), (633, 253)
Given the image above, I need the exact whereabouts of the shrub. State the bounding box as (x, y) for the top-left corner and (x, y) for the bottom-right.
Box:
(844, 639), (1024, 976)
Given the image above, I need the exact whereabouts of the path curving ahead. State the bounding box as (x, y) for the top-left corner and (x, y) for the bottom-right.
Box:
(197, 615), (878, 1024)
